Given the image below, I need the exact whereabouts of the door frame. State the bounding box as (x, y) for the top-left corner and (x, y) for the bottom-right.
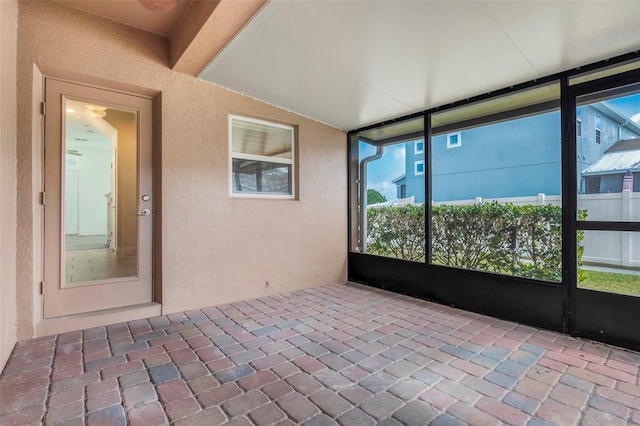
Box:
(562, 69), (640, 348)
(41, 77), (158, 319)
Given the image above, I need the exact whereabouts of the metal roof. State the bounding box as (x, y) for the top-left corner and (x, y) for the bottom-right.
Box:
(391, 174), (406, 184)
(583, 139), (640, 176)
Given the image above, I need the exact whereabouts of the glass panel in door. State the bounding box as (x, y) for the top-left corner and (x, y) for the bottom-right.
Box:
(578, 230), (640, 297)
(576, 83), (640, 296)
(63, 99), (138, 286)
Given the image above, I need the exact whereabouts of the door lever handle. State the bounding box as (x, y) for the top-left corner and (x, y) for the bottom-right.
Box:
(136, 209), (151, 216)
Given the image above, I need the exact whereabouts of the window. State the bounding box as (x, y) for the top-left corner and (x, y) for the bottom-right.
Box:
(595, 114), (601, 144)
(577, 107), (582, 137)
(415, 141), (424, 154)
(431, 82), (561, 282)
(229, 115), (295, 198)
(447, 132), (462, 148)
(349, 117), (425, 262)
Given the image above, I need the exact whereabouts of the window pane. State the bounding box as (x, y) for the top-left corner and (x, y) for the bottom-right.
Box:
(232, 159), (291, 195)
(365, 141), (425, 262)
(64, 99), (138, 285)
(579, 230), (640, 297)
(349, 117), (425, 262)
(430, 83), (562, 282)
(231, 118), (292, 159)
(447, 132), (461, 148)
(577, 84), (640, 218)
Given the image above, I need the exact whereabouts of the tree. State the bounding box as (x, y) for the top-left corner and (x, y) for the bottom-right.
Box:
(367, 188), (387, 205)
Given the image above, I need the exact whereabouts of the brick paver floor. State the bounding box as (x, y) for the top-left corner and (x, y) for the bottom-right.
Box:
(1, 283), (639, 425)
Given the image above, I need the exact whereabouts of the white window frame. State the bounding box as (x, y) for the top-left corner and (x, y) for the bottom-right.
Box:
(229, 115), (296, 199)
(447, 132), (462, 148)
(414, 140), (424, 155)
(414, 160), (424, 176)
(595, 114), (601, 144)
(577, 119), (582, 137)
(576, 107), (582, 138)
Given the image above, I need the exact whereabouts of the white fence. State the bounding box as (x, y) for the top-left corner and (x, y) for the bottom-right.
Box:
(578, 191), (640, 267)
(433, 191), (640, 268)
(432, 193), (561, 207)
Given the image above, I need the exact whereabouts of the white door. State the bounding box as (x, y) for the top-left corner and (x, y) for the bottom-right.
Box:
(43, 79), (154, 318)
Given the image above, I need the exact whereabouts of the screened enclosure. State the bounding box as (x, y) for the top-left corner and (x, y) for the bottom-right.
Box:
(349, 53), (640, 351)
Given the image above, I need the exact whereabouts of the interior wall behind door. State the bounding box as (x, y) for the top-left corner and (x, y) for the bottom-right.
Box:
(103, 110), (137, 252)
(64, 170), (79, 235)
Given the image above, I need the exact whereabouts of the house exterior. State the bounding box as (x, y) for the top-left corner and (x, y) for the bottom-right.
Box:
(2, 0), (640, 374)
(583, 138), (640, 193)
(0, 0), (347, 370)
(396, 104), (640, 203)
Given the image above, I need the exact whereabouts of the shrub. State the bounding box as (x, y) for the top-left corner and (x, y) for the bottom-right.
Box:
(367, 204), (425, 262)
(506, 203), (562, 281)
(367, 201), (583, 282)
(431, 202), (513, 273)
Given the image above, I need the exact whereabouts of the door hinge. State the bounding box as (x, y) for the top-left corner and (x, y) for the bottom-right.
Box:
(40, 191), (46, 206)
(40, 102), (46, 116)
(39, 282), (44, 295)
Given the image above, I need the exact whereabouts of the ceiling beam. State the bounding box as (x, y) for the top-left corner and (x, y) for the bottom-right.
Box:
(170, 0), (266, 76)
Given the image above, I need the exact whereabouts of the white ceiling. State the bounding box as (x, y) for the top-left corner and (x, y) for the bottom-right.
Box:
(65, 100), (115, 156)
(199, 0), (640, 131)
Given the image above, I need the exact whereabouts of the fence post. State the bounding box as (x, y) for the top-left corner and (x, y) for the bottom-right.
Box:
(622, 190), (632, 266)
(537, 193), (546, 205)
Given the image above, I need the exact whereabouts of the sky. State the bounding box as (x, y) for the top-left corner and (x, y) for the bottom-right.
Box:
(362, 141), (406, 202)
(606, 92), (640, 124)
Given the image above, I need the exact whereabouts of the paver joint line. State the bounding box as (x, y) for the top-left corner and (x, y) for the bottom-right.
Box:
(1, 283), (639, 426)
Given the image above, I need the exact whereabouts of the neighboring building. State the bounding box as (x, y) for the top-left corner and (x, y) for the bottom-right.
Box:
(582, 138), (640, 193)
(395, 103), (640, 203)
(392, 174), (407, 199)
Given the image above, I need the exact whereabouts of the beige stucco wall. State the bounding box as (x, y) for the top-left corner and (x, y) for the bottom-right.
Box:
(15, 1), (347, 339)
(0, 0), (18, 370)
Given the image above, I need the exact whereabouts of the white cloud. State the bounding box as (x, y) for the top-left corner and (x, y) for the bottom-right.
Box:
(631, 112), (640, 125)
(393, 147), (406, 164)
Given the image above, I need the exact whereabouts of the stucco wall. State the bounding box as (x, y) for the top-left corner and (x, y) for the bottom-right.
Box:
(16, 1), (346, 338)
(0, 0), (18, 370)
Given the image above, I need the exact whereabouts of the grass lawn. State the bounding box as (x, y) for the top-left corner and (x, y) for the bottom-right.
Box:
(580, 269), (640, 297)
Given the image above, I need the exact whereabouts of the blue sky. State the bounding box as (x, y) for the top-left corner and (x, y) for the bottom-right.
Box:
(606, 92), (640, 123)
(361, 142), (406, 201)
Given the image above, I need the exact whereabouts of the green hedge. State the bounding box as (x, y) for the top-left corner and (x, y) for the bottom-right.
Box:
(367, 202), (583, 282)
(367, 204), (426, 262)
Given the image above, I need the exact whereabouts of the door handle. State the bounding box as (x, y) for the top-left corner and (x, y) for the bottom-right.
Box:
(136, 209), (151, 216)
